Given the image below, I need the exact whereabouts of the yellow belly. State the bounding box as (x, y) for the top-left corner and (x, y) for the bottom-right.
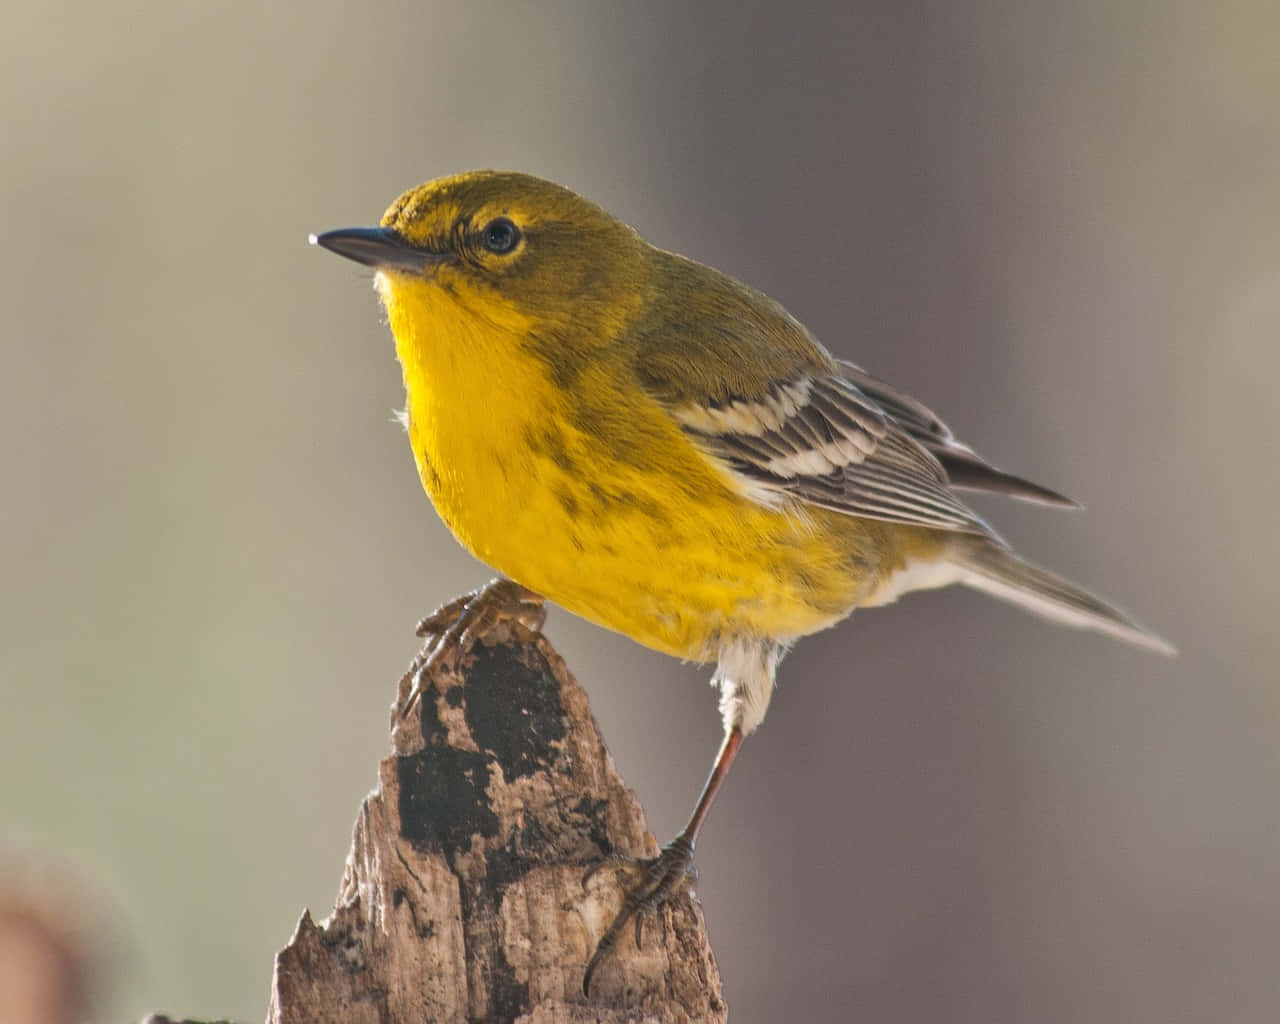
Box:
(383, 273), (924, 661)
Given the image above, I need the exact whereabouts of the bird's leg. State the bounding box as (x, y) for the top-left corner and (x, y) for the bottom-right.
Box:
(399, 578), (546, 718)
(583, 725), (745, 995)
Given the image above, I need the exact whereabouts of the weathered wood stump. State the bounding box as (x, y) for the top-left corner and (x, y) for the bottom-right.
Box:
(265, 605), (725, 1023)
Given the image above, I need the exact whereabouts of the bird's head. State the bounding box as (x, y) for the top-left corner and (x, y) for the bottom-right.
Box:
(312, 170), (651, 348)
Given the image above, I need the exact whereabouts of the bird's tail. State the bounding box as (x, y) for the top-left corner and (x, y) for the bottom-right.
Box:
(953, 540), (1175, 655)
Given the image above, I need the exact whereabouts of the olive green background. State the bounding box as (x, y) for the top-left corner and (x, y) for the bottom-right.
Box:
(3, 3), (1277, 1021)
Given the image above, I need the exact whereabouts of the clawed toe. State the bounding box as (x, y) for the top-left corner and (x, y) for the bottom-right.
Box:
(415, 579), (544, 639)
(582, 835), (696, 995)
(400, 579), (545, 718)
(414, 594), (473, 637)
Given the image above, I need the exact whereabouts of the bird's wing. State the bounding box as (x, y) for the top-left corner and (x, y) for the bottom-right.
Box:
(664, 369), (992, 533)
(631, 251), (1062, 532)
(837, 361), (1078, 508)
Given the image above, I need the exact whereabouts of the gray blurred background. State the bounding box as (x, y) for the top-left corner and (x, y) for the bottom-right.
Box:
(2, 2), (1277, 1021)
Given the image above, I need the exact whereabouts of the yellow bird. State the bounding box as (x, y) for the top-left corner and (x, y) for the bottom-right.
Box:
(312, 170), (1171, 991)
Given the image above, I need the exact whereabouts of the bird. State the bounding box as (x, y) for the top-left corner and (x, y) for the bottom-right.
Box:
(311, 169), (1172, 993)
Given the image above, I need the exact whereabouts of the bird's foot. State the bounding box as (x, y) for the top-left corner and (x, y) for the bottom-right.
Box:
(582, 834), (697, 995)
(399, 579), (546, 718)
(414, 577), (545, 640)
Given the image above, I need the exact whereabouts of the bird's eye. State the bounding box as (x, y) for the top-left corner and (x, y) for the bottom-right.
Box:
(482, 217), (520, 255)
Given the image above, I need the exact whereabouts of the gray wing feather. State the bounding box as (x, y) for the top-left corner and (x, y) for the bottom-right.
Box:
(838, 361), (1079, 508)
(677, 374), (993, 534)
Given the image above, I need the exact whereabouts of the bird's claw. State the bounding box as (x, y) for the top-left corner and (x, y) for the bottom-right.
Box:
(582, 835), (697, 996)
(414, 578), (545, 639)
(412, 593), (474, 638)
(400, 579), (545, 717)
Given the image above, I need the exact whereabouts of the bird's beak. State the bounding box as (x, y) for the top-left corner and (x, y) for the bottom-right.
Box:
(309, 227), (451, 274)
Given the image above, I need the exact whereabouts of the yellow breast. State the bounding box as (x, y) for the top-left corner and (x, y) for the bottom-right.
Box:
(379, 270), (907, 661)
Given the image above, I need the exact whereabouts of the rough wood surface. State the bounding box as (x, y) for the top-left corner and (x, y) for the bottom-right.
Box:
(265, 607), (726, 1024)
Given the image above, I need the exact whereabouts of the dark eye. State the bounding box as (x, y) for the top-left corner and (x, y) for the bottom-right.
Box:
(482, 217), (520, 254)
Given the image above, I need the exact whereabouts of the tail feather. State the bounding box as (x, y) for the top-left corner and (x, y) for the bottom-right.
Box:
(955, 542), (1175, 655)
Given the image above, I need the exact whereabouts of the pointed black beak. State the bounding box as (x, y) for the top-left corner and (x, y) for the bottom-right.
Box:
(309, 227), (451, 274)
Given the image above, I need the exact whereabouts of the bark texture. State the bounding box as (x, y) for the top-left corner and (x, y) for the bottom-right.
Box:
(265, 608), (726, 1024)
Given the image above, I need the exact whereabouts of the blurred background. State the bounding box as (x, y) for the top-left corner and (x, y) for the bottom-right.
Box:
(2, 2), (1277, 1021)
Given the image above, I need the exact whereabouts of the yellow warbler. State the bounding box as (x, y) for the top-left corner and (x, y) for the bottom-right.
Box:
(312, 170), (1171, 991)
